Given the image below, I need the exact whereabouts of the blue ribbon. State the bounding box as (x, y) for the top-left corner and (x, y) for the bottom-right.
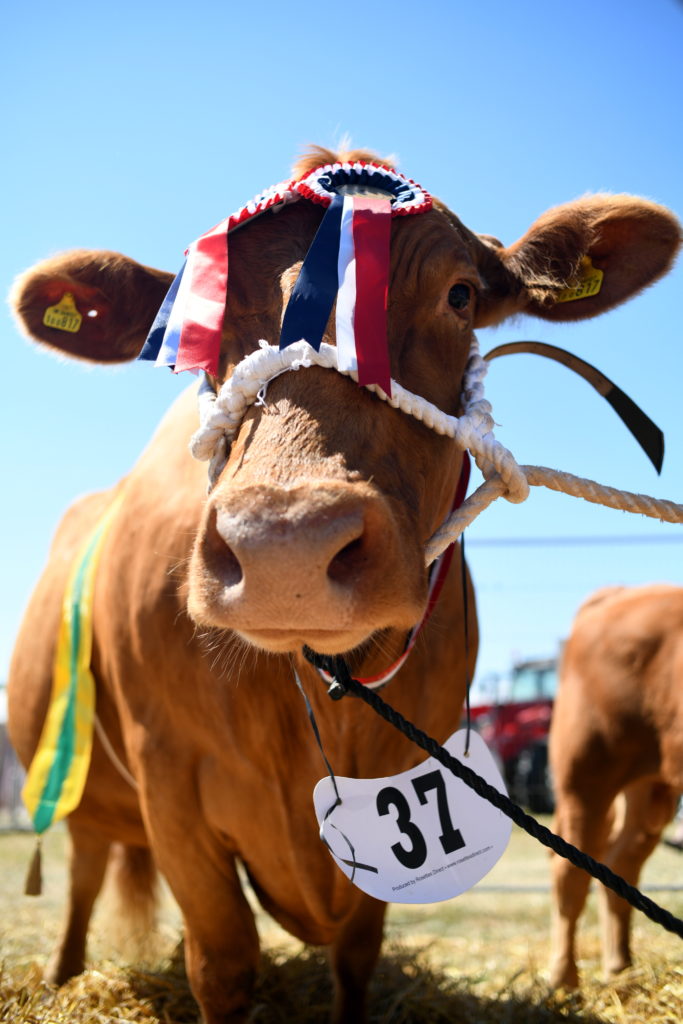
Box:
(138, 261), (186, 362)
(280, 193), (344, 351)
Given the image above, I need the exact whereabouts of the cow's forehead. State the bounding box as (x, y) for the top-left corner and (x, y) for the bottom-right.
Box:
(430, 198), (487, 252)
(386, 205), (486, 295)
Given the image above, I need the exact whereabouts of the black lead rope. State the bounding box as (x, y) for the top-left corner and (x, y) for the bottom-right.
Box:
(460, 533), (472, 755)
(302, 645), (683, 941)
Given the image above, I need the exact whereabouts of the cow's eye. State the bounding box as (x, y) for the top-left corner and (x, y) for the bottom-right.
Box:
(448, 283), (472, 311)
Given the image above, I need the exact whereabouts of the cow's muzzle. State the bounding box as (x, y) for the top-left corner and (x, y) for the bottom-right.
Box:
(188, 481), (425, 654)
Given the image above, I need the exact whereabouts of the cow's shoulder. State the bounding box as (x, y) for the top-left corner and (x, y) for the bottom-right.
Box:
(104, 383), (206, 572)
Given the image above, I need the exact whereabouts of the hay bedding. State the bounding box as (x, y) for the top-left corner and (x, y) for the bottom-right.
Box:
(2, 831), (682, 1022)
(1, 943), (682, 1023)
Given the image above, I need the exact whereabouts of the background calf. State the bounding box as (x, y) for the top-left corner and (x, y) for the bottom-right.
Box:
(549, 584), (683, 988)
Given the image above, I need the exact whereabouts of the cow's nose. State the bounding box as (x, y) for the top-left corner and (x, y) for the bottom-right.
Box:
(212, 492), (367, 591)
(199, 482), (411, 634)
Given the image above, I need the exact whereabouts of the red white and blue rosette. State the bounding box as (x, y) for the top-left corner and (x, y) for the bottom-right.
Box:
(293, 161), (431, 215)
(139, 163), (432, 392)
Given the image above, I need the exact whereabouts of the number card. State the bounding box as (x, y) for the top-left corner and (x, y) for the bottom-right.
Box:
(313, 730), (511, 903)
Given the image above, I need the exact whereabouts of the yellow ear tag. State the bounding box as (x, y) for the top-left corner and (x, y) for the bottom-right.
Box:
(42, 292), (83, 333)
(556, 256), (604, 304)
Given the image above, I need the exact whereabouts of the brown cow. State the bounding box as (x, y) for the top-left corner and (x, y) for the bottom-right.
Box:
(549, 584), (683, 989)
(8, 146), (681, 1023)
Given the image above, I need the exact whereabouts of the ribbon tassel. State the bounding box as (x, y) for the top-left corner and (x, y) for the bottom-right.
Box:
(24, 839), (42, 896)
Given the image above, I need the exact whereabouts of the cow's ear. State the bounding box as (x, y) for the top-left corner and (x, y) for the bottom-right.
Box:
(10, 250), (174, 363)
(492, 196), (681, 323)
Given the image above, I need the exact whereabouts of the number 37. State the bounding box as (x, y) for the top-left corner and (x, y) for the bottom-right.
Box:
(376, 769), (465, 870)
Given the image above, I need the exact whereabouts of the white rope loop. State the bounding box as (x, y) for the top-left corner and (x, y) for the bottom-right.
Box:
(189, 338), (683, 564)
(190, 338), (529, 498)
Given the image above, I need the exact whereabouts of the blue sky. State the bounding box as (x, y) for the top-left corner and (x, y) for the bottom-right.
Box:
(1, 0), (682, 689)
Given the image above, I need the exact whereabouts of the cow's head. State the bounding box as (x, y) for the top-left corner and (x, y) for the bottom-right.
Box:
(11, 146), (681, 659)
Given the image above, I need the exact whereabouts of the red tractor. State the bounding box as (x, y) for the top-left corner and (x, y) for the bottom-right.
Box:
(466, 658), (558, 813)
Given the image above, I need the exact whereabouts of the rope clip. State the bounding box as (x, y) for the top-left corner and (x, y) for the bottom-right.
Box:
(303, 647), (353, 699)
(327, 680), (349, 701)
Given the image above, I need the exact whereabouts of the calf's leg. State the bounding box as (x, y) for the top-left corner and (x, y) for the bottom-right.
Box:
(45, 820), (111, 984)
(549, 788), (615, 989)
(599, 778), (679, 977)
(328, 893), (387, 1024)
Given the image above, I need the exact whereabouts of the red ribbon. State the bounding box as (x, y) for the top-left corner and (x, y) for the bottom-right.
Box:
(174, 221), (229, 375)
(352, 197), (392, 394)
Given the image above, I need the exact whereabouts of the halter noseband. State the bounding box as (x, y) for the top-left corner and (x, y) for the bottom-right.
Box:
(190, 336), (530, 565)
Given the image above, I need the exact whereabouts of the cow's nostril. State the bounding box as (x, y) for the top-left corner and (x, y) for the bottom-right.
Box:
(327, 535), (367, 585)
(219, 545), (243, 587)
(206, 508), (243, 586)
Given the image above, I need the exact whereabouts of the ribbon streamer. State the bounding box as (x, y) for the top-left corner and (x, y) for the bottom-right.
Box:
(281, 193), (393, 393)
(351, 196), (392, 393)
(139, 217), (230, 376)
(22, 493), (125, 834)
(156, 255), (196, 368)
(174, 221), (229, 374)
(335, 196), (358, 373)
(138, 262), (185, 364)
(280, 193), (345, 351)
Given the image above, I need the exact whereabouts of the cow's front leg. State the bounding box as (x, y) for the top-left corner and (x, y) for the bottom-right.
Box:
(145, 805), (259, 1024)
(176, 861), (259, 1024)
(183, 905), (259, 1024)
(328, 892), (387, 1024)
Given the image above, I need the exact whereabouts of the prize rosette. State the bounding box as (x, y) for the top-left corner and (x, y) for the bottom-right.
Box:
(293, 161), (432, 216)
(139, 161), (433, 392)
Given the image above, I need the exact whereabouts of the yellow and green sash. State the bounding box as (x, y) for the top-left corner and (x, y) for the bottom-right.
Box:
(22, 493), (124, 834)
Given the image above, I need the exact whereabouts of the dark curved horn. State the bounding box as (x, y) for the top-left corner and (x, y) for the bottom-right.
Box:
(484, 340), (664, 474)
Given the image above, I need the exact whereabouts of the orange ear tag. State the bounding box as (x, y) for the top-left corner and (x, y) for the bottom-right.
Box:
(42, 292), (83, 333)
(556, 256), (604, 303)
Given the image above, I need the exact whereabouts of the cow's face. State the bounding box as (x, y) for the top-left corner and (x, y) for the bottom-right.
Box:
(187, 202), (487, 655)
(11, 149), (681, 659)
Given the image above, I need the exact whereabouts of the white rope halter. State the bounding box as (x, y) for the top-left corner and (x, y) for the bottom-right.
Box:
(190, 339), (683, 565)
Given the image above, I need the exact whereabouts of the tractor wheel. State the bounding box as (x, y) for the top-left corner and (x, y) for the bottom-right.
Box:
(515, 741), (554, 814)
